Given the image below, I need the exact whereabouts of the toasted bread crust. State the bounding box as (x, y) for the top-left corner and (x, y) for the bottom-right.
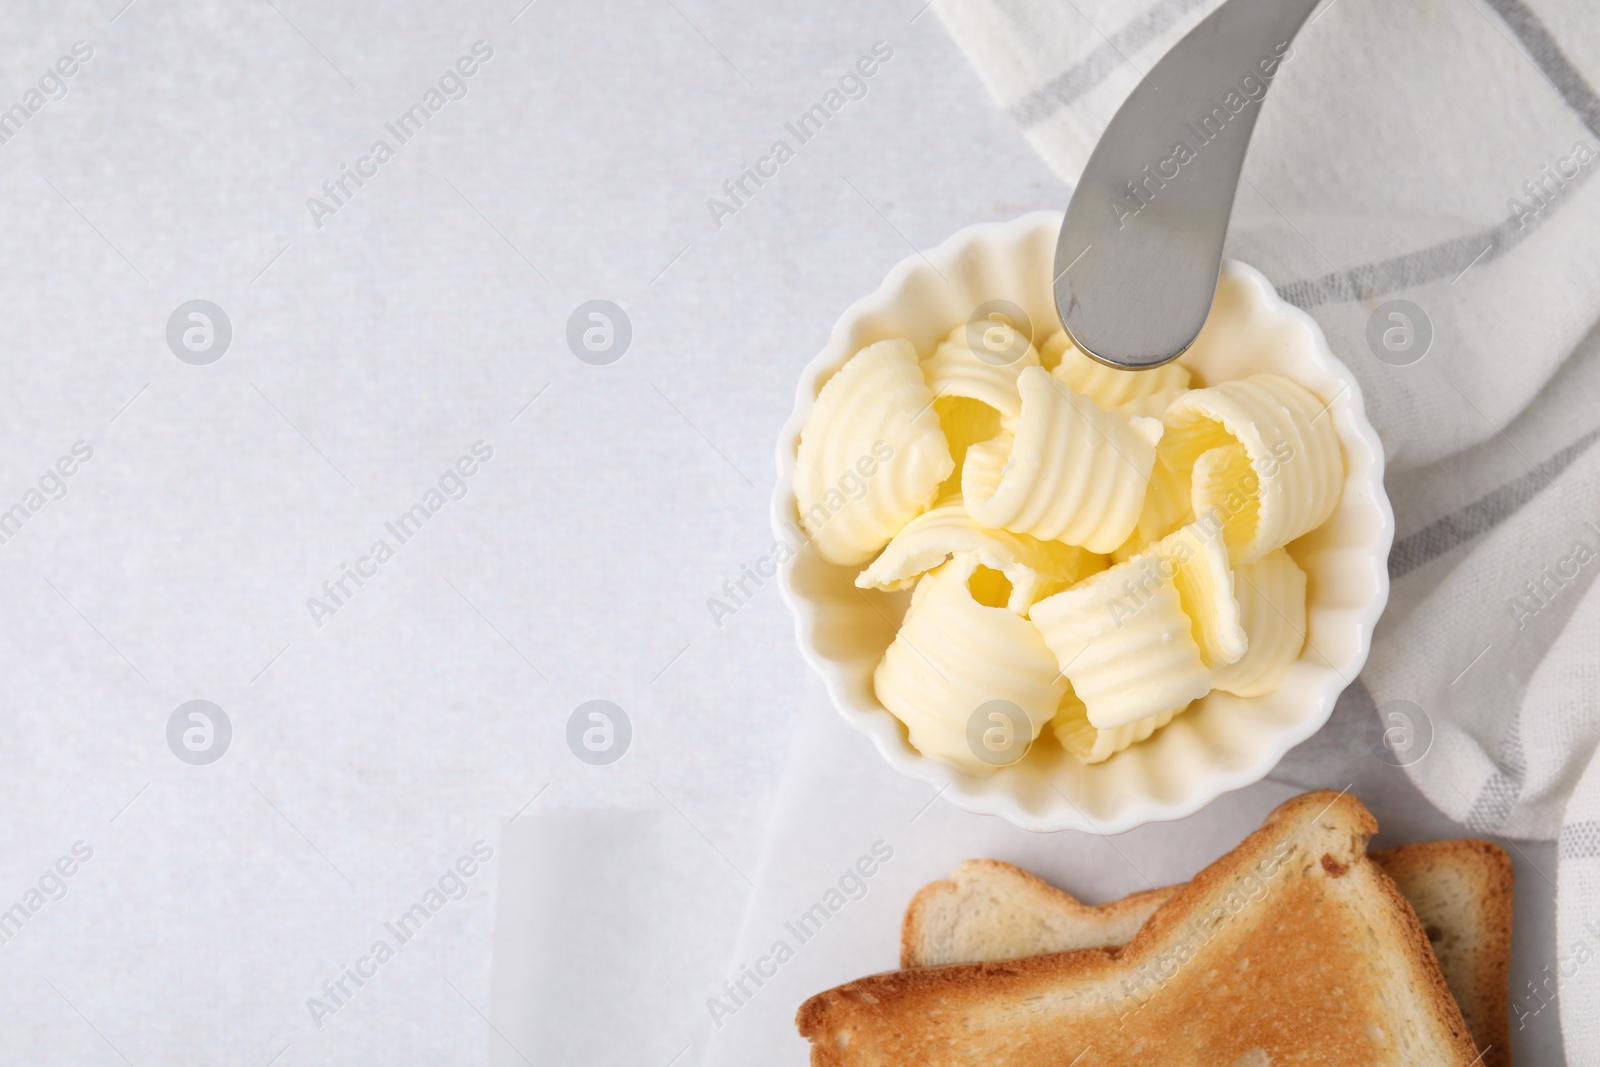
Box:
(901, 839), (1512, 1065)
(900, 858), (1177, 968)
(799, 791), (1481, 1066)
(1373, 839), (1513, 1067)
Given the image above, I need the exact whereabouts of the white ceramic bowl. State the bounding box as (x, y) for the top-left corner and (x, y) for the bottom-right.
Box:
(773, 211), (1392, 833)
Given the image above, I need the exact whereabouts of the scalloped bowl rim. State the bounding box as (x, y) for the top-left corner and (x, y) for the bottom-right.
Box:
(772, 210), (1393, 833)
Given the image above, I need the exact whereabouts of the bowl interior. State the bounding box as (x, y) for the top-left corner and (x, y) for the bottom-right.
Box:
(774, 212), (1391, 832)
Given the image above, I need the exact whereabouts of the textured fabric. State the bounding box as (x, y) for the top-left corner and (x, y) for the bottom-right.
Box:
(937, 0), (1600, 1059)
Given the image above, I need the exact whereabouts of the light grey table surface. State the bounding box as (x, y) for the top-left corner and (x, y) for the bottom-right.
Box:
(0, 1), (1561, 1065)
(0, 1), (1069, 1064)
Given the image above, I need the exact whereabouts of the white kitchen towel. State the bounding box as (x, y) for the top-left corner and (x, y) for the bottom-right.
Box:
(937, 0), (1600, 1058)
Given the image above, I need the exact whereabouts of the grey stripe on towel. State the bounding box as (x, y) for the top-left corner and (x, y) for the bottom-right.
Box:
(1464, 716), (1527, 833)
(1009, 0), (1206, 128)
(1389, 427), (1600, 580)
(1278, 0), (1600, 308)
(1561, 821), (1600, 859)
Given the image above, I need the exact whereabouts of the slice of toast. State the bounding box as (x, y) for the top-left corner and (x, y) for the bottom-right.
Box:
(798, 791), (1481, 1066)
(901, 840), (1512, 1067)
(1374, 840), (1513, 1067)
(900, 858), (1177, 968)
